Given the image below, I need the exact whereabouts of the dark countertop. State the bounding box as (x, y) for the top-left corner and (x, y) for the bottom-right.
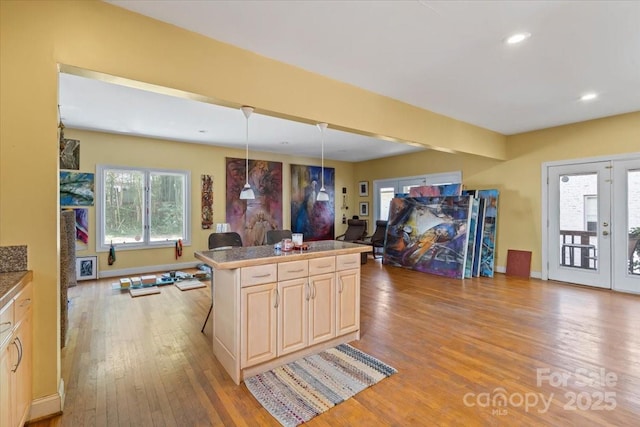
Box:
(0, 270), (32, 308)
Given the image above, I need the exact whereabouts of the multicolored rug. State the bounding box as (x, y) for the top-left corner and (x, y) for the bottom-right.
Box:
(245, 344), (397, 427)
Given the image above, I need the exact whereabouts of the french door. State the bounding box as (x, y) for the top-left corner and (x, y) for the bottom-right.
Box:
(546, 156), (640, 293)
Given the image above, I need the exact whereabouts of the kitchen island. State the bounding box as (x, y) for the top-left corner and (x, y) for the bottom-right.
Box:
(195, 240), (370, 384)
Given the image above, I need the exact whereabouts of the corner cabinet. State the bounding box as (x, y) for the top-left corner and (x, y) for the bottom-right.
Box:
(209, 249), (363, 385)
(1, 278), (33, 427)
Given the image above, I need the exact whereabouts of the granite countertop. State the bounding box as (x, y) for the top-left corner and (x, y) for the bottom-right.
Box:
(195, 240), (370, 270)
(0, 270), (32, 308)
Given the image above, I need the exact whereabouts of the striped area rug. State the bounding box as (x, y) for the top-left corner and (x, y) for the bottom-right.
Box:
(245, 344), (397, 427)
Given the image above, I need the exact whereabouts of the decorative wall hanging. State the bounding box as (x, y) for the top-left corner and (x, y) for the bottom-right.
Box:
(60, 172), (94, 206)
(59, 138), (80, 170)
(290, 164), (335, 241)
(76, 255), (97, 281)
(384, 196), (472, 279)
(225, 157), (283, 246)
(358, 181), (369, 197)
(72, 208), (88, 250)
(201, 174), (213, 229)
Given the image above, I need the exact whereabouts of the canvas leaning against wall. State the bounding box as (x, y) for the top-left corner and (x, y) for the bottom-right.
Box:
(225, 158), (283, 246)
(290, 164), (335, 241)
(383, 196), (472, 279)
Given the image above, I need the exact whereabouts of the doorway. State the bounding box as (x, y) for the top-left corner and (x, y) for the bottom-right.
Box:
(544, 155), (640, 293)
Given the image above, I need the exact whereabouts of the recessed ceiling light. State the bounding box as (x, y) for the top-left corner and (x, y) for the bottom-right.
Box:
(280, 141), (289, 145)
(505, 32), (531, 45)
(198, 129), (207, 133)
(580, 93), (598, 101)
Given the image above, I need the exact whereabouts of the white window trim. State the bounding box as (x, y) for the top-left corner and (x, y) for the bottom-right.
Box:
(96, 164), (191, 252)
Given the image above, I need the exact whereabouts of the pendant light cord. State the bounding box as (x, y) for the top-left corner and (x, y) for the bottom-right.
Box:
(245, 115), (249, 185)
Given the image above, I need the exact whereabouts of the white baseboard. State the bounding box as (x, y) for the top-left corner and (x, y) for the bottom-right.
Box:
(29, 378), (65, 421)
(99, 261), (200, 279)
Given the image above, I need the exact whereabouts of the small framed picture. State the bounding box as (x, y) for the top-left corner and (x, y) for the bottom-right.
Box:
(359, 202), (369, 217)
(359, 181), (369, 197)
(76, 256), (98, 281)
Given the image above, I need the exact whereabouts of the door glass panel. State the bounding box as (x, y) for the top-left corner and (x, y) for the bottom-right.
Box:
(559, 173), (598, 270)
(628, 169), (640, 275)
(379, 186), (395, 220)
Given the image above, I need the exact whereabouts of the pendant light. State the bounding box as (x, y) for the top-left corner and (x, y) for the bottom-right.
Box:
(316, 122), (330, 202)
(239, 106), (255, 200)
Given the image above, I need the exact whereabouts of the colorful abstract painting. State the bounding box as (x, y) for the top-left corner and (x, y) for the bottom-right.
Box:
(409, 184), (462, 197)
(383, 196), (472, 279)
(464, 197), (480, 278)
(290, 164), (335, 241)
(225, 158), (283, 246)
(201, 174), (213, 229)
(60, 172), (94, 206)
(478, 189), (499, 277)
(73, 208), (89, 250)
(472, 198), (486, 277)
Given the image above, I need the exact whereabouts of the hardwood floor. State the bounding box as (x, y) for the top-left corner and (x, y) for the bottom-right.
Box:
(29, 260), (640, 426)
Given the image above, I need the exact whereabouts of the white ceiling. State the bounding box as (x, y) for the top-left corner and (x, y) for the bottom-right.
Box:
(61, 1), (640, 161)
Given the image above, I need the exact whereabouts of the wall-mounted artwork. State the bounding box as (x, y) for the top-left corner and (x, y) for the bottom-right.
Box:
(201, 174), (213, 229)
(383, 196), (472, 279)
(60, 138), (80, 170)
(225, 158), (283, 246)
(76, 256), (97, 281)
(290, 164), (335, 241)
(60, 172), (94, 206)
(73, 208), (89, 250)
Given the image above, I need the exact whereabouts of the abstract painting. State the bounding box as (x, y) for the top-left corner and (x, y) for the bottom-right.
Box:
(225, 158), (283, 246)
(73, 208), (89, 250)
(464, 198), (480, 278)
(60, 172), (94, 206)
(478, 189), (499, 277)
(472, 198), (486, 277)
(201, 174), (213, 229)
(383, 196), (472, 279)
(290, 164), (335, 241)
(59, 138), (80, 170)
(409, 183), (462, 197)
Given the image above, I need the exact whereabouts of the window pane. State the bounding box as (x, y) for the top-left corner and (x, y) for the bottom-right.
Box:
(150, 172), (185, 242)
(629, 169), (640, 274)
(104, 169), (144, 244)
(379, 187), (395, 220)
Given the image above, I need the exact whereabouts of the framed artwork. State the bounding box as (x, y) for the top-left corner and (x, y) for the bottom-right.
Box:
(359, 202), (369, 217)
(60, 172), (95, 206)
(290, 164), (335, 241)
(76, 256), (97, 281)
(359, 181), (369, 197)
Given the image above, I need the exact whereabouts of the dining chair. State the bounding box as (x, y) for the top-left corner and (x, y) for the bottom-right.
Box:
(201, 232), (243, 333)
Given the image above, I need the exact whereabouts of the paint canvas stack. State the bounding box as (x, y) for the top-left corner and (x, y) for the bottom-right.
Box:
(382, 185), (499, 279)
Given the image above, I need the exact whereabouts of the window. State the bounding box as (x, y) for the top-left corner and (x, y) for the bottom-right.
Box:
(96, 165), (190, 251)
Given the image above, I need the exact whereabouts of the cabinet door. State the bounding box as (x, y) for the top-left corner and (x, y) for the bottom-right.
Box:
(1, 341), (12, 427)
(241, 283), (277, 368)
(14, 316), (31, 427)
(336, 268), (360, 335)
(277, 278), (308, 356)
(308, 273), (335, 345)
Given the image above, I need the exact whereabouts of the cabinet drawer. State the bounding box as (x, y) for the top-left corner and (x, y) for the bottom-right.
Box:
(241, 264), (277, 287)
(336, 254), (360, 271)
(309, 256), (336, 275)
(0, 299), (14, 347)
(14, 282), (33, 323)
(278, 260), (308, 281)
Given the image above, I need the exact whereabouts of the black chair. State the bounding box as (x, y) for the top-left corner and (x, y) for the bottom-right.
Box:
(359, 220), (388, 259)
(336, 219), (369, 264)
(266, 229), (293, 245)
(201, 232), (243, 333)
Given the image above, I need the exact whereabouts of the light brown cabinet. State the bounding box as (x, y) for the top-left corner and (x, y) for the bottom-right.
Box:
(1, 280), (33, 427)
(197, 241), (367, 385)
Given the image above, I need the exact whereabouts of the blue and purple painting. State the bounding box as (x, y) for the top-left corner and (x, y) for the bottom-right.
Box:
(290, 164), (335, 241)
(383, 196), (472, 279)
(60, 172), (94, 206)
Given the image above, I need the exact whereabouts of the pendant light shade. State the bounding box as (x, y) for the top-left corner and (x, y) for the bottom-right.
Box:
(316, 122), (330, 202)
(239, 106), (255, 200)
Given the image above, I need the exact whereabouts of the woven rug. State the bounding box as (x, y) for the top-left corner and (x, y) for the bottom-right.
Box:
(245, 344), (397, 427)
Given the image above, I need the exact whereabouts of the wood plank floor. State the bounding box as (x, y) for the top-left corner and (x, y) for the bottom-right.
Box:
(29, 259), (640, 426)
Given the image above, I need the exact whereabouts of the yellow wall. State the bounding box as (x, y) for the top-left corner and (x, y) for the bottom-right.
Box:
(2, 1), (502, 406)
(67, 129), (355, 273)
(356, 112), (640, 271)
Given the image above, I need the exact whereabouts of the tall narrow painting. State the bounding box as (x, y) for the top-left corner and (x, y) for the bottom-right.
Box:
(201, 174), (213, 229)
(225, 158), (283, 246)
(478, 189), (499, 277)
(290, 164), (335, 241)
(464, 197), (480, 278)
(383, 196), (472, 279)
(73, 208), (89, 250)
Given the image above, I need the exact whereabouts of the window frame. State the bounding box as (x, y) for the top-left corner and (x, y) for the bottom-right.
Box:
(96, 164), (191, 252)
